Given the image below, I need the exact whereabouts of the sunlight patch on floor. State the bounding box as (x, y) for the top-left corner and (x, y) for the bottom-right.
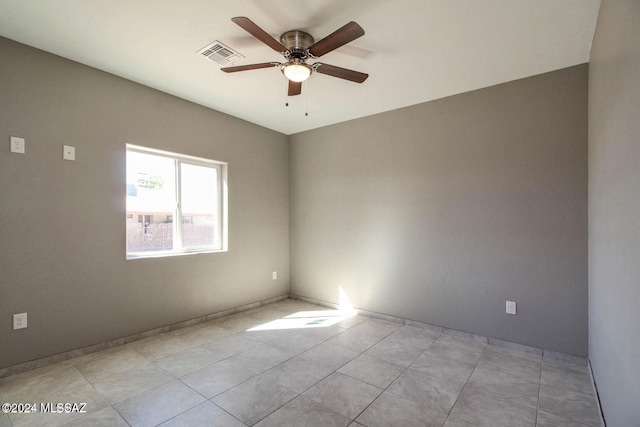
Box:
(247, 287), (358, 331)
(247, 309), (355, 331)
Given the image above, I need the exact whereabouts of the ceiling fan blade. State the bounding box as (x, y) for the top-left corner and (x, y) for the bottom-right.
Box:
(231, 17), (288, 53)
(221, 62), (278, 73)
(288, 80), (302, 96)
(314, 63), (368, 83)
(308, 21), (365, 57)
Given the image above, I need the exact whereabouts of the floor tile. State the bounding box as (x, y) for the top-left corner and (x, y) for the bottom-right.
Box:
(224, 344), (292, 374)
(383, 325), (441, 351)
(327, 328), (382, 352)
(535, 409), (599, 427)
(200, 333), (261, 359)
(154, 345), (220, 377)
(465, 365), (540, 408)
(170, 322), (231, 346)
(541, 361), (594, 396)
(259, 300), (295, 312)
(212, 374), (298, 425)
(422, 339), (484, 365)
(487, 339), (542, 357)
(476, 349), (542, 382)
(114, 380), (206, 427)
(127, 334), (196, 361)
(214, 313), (263, 332)
(159, 401), (245, 427)
(70, 347), (151, 382)
(235, 329), (280, 344)
(7, 381), (109, 427)
(265, 332), (325, 356)
(41, 379), (110, 412)
(356, 391), (447, 427)
(255, 395), (350, 427)
(442, 330), (488, 347)
(303, 372), (382, 419)
(258, 356), (333, 393)
(436, 334), (488, 353)
(0, 299), (602, 427)
(410, 353), (476, 383)
(300, 323), (348, 341)
(247, 308), (290, 322)
(300, 342), (360, 371)
(64, 406), (129, 427)
(484, 344), (542, 362)
(90, 363), (173, 405)
(334, 314), (371, 329)
(269, 299), (324, 314)
(338, 354), (405, 389)
(9, 383), (108, 427)
(278, 307), (349, 326)
(179, 358), (257, 398)
(538, 383), (601, 426)
(364, 339), (424, 367)
(542, 359), (589, 374)
(444, 386), (537, 427)
(8, 410), (73, 427)
(347, 319), (402, 340)
(0, 363), (85, 403)
(387, 370), (465, 415)
(3, 376), (108, 427)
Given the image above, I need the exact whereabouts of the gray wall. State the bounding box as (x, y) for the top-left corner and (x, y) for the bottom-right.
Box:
(0, 32), (593, 369)
(0, 37), (289, 369)
(290, 65), (588, 356)
(589, 1), (640, 425)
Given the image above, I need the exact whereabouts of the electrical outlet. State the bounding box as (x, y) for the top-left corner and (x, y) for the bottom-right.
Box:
(506, 301), (517, 315)
(272, 271), (277, 280)
(13, 313), (27, 330)
(10, 136), (25, 154)
(63, 145), (75, 161)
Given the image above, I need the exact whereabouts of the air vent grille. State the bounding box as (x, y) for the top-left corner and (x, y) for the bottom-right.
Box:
(197, 41), (244, 66)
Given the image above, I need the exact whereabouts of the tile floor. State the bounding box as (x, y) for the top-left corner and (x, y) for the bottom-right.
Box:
(0, 299), (602, 427)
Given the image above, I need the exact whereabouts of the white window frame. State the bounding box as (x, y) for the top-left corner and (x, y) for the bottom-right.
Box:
(126, 144), (228, 259)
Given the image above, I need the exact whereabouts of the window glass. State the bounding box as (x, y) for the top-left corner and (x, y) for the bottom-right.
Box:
(126, 145), (226, 258)
(181, 163), (219, 248)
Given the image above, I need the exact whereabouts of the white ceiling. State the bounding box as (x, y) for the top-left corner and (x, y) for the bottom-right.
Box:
(0, 0), (600, 135)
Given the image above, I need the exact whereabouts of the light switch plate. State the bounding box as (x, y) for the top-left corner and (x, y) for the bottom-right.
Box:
(63, 145), (75, 161)
(10, 136), (25, 154)
(506, 301), (517, 315)
(13, 313), (27, 330)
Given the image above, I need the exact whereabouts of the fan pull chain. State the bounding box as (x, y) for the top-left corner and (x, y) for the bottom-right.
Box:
(305, 80), (309, 116)
(285, 78), (289, 107)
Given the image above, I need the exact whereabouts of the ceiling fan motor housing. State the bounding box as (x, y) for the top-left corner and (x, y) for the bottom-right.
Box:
(222, 17), (368, 95)
(280, 30), (314, 58)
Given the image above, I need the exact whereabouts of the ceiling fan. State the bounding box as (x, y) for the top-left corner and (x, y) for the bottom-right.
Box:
(221, 17), (368, 97)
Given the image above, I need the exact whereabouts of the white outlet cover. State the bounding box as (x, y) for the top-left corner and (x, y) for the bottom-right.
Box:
(506, 301), (517, 315)
(13, 312), (27, 329)
(63, 145), (75, 161)
(272, 271), (277, 280)
(10, 136), (25, 154)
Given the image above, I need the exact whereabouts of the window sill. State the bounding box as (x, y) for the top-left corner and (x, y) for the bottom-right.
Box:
(126, 248), (227, 260)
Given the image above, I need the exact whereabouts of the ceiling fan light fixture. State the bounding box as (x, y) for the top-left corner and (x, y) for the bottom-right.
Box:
(224, 17), (368, 97)
(283, 63), (312, 82)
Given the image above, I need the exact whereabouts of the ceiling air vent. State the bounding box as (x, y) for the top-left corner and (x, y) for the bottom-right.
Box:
(197, 41), (244, 66)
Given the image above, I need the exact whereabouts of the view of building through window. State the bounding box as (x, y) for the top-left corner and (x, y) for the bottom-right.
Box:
(126, 146), (225, 257)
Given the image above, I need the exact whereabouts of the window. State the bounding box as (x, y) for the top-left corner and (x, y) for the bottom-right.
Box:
(126, 145), (227, 258)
